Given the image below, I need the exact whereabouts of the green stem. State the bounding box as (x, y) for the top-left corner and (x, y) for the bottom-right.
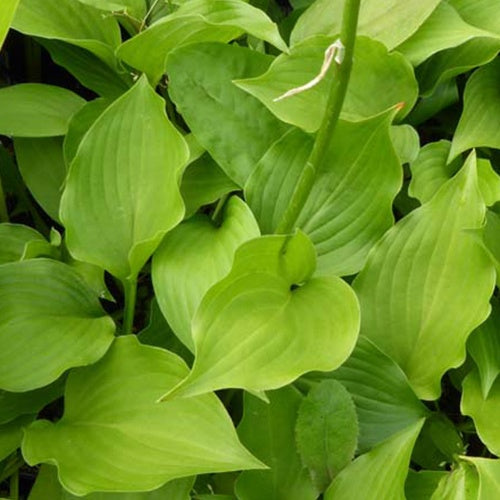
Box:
(275, 0), (361, 234)
(9, 470), (19, 500)
(122, 275), (138, 335)
(211, 193), (230, 224)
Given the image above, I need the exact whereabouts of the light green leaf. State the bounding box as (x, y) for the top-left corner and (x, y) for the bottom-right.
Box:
(0, 379), (64, 425)
(235, 387), (316, 500)
(306, 336), (429, 453)
(235, 36), (417, 132)
(324, 420), (425, 500)
(0, 259), (115, 392)
(296, 380), (358, 492)
(118, 0), (287, 84)
(396, 2), (497, 66)
(461, 369), (500, 456)
(468, 298), (500, 398)
(0, 223), (49, 264)
(410, 141), (500, 206)
(0, 84), (85, 137)
(29, 464), (194, 499)
(417, 36), (500, 97)
(0, 0), (20, 50)
(180, 155), (239, 218)
(290, 0), (440, 49)
(450, 0), (500, 35)
(405, 470), (447, 500)
(77, 0), (147, 20)
(164, 231), (360, 399)
(482, 209), (500, 283)
(166, 42), (289, 186)
(430, 460), (479, 500)
(13, 0), (120, 66)
(22, 336), (263, 495)
(153, 196), (259, 352)
(450, 58), (500, 161)
(462, 457), (500, 499)
(40, 40), (132, 99)
(63, 98), (111, 166)
(0, 414), (34, 461)
(14, 137), (66, 221)
(390, 125), (420, 165)
(353, 152), (496, 400)
(60, 76), (188, 280)
(246, 109), (403, 276)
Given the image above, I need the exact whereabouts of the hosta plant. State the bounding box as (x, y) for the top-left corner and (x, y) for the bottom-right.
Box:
(0, 0), (500, 498)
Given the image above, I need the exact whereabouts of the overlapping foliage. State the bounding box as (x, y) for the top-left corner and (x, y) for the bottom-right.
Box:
(0, 0), (499, 498)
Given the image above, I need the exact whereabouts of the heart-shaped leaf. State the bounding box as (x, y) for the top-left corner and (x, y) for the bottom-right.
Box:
(164, 231), (360, 399)
(354, 152), (496, 400)
(22, 336), (263, 495)
(0, 259), (115, 392)
(60, 75), (188, 280)
(152, 196), (260, 351)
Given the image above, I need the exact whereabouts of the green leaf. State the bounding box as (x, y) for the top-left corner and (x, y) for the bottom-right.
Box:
(29, 465), (195, 500)
(152, 196), (260, 352)
(353, 152), (496, 400)
(416, 37), (500, 97)
(63, 98), (111, 166)
(13, 0), (121, 66)
(450, 59), (500, 161)
(290, 0), (440, 49)
(295, 380), (358, 492)
(77, 0), (147, 20)
(166, 42), (289, 186)
(324, 420), (425, 500)
(0, 259), (115, 392)
(430, 460), (479, 499)
(468, 298), (500, 399)
(14, 137), (66, 221)
(462, 457), (500, 500)
(396, 2), (497, 66)
(0, 414), (34, 461)
(180, 155), (239, 218)
(40, 39), (132, 99)
(246, 109), (402, 276)
(0, 378), (64, 425)
(118, 0), (287, 84)
(306, 336), (429, 453)
(22, 336), (263, 495)
(405, 470), (447, 500)
(461, 368), (500, 456)
(235, 36), (417, 132)
(164, 231), (360, 399)
(390, 125), (420, 165)
(235, 387), (316, 500)
(60, 76), (188, 280)
(0, 0), (20, 50)
(450, 0), (500, 35)
(0, 223), (49, 264)
(0, 84), (85, 137)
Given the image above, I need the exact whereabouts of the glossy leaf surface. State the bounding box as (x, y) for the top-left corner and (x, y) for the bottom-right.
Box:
(236, 36), (417, 132)
(0, 0), (19, 49)
(307, 336), (429, 452)
(235, 387), (316, 500)
(152, 196), (260, 351)
(0, 259), (115, 392)
(118, 0), (287, 84)
(166, 43), (289, 186)
(354, 153), (495, 400)
(324, 420), (425, 500)
(0, 224), (49, 264)
(462, 457), (500, 499)
(22, 336), (262, 495)
(77, 0), (146, 19)
(296, 380), (358, 492)
(290, 0), (440, 49)
(164, 231), (360, 399)
(0, 84), (85, 137)
(430, 461), (479, 499)
(61, 76), (188, 280)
